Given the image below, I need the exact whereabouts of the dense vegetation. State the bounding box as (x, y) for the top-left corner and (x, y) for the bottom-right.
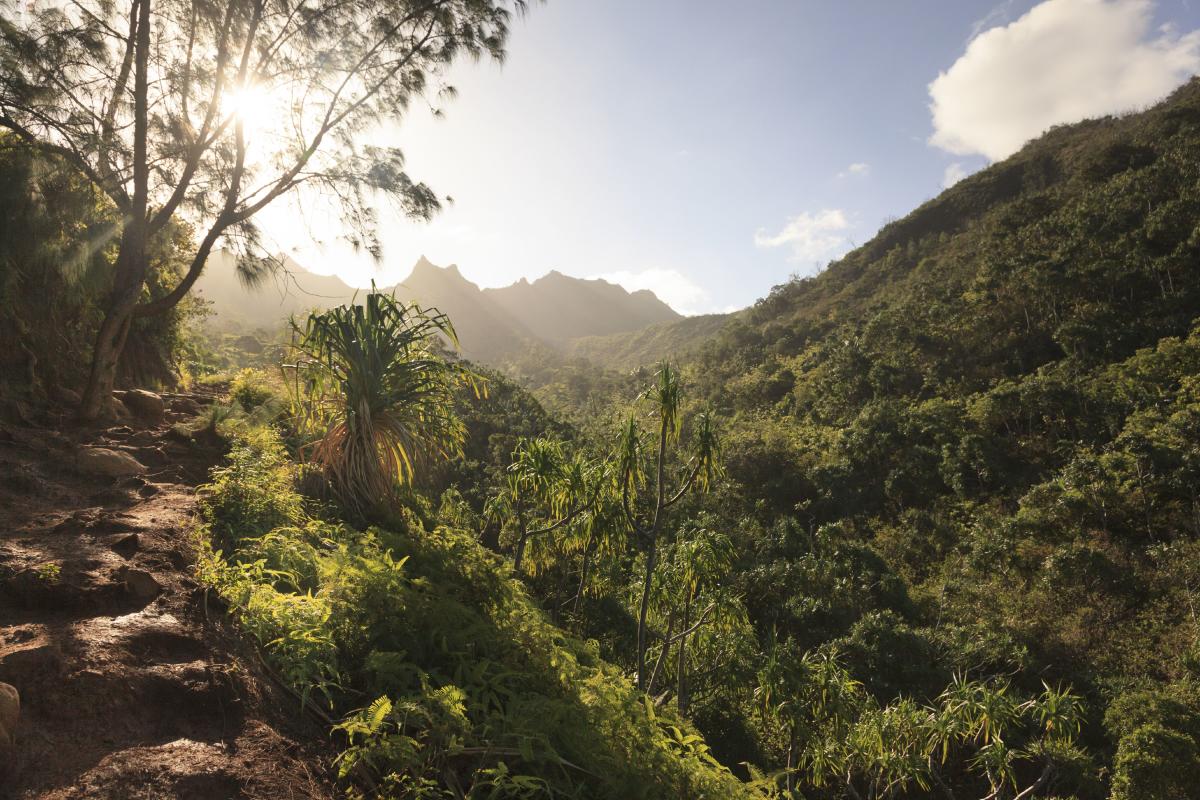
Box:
(0, 142), (202, 417)
(655, 77), (1200, 797)
(371, 76), (1200, 798)
(194, 406), (750, 798)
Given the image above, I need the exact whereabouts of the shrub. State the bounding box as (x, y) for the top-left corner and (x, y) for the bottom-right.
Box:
(230, 367), (280, 411)
(286, 293), (482, 515)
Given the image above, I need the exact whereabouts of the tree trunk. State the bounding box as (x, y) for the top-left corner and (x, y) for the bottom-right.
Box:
(512, 505), (529, 574)
(79, 0), (151, 422)
(513, 530), (529, 575)
(79, 231), (146, 420)
(572, 533), (597, 614)
(636, 535), (657, 690)
(676, 592), (690, 715)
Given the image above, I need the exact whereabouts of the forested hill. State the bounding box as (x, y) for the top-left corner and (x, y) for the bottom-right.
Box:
(702, 77), (1200, 403)
(665, 76), (1200, 792)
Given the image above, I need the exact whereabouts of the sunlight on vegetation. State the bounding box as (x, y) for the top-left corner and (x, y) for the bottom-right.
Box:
(195, 420), (751, 798)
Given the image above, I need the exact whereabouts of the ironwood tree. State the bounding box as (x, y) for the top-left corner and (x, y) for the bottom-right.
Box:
(0, 0), (526, 419)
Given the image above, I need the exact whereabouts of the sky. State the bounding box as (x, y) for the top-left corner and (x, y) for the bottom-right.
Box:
(258, 0), (1200, 315)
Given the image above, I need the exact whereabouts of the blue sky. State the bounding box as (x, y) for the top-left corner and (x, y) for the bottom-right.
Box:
(263, 0), (1200, 314)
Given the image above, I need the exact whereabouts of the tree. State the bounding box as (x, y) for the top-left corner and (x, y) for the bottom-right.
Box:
(755, 648), (1088, 800)
(617, 363), (722, 691)
(641, 528), (747, 718)
(755, 644), (865, 798)
(285, 291), (480, 515)
(0, 0), (526, 419)
(485, 436), (598, 575)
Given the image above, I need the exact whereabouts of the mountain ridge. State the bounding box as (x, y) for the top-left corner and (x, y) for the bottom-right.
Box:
(194, 254), (694, 366)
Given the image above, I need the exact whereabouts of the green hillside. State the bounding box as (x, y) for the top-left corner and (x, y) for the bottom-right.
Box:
(566, 314), (731, 373)
(655, 76), (1200, 796)
(6, 15), (1200, 796)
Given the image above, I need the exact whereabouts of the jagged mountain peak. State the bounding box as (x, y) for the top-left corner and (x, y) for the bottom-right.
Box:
(407, 256), (468, 283)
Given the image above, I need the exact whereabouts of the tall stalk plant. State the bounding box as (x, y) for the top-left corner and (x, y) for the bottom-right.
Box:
(618, 363), (722, 691)
(285, 292), (481, 515)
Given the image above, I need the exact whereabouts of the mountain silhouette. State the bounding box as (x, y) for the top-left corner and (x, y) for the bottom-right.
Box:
(194, 254), (685, 365)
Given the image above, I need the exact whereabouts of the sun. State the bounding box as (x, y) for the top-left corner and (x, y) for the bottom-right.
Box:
(222, 83), (278, 137)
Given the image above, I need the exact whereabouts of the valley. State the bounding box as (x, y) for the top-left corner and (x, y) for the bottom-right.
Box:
(3, 1), (1200, 797)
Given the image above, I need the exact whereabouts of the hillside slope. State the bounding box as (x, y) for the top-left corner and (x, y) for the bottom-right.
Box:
(396, 257), (541, 364)
(703, 78), (1200, 402)
(485, 270), (680, 342)
(566, 313), (730, 373)
(673, 77), (1200, 795)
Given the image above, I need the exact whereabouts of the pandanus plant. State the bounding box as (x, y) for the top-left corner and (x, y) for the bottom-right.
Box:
(618, 362), (723, 690)
(487, 436), (600, 575)
(285, 291), (481, 515)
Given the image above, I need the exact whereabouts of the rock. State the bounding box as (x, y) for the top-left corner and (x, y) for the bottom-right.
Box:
(0, 682), (18, 747)
(76, 447), (146, 478)
(87, 486), (137, 506)
(118, 389), (165, 423)
(0, 642), (64, 680)
(119, 567), (162, 602)
(169, 397), (202, 415)
(128, 430), (157, 446)
(105, 396), (131, 421)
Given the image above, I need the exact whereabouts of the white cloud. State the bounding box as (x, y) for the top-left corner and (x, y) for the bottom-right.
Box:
(943, 162), (970, 188)
(929, 0), (1200, 161)
(837, 162), (871, 179)
(754, 209), (851, 265)
(591, 268), (709, 316)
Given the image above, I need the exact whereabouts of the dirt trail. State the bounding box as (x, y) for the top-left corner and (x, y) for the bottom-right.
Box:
(0, 390), (333, 799)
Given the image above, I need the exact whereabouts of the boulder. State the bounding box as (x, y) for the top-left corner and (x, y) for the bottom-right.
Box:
(76, 447), (146, 478)
(108, 533), (140, 559)
(118, 389), (165, 423)
(0, 642), (64, 680)
(169, 397), (202, 415)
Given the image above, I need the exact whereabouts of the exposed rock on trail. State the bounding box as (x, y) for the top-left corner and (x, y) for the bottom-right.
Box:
(74, 447), (147, 479)
(113, 390), (166, 424)
(0, 389), (334, 799)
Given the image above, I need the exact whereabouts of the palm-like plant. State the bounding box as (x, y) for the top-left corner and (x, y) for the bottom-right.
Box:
(486, 437), (601, 575)
(644, 529), (739, 712)
(618, 362), (723, 690)
(285, 291), (481, 514)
